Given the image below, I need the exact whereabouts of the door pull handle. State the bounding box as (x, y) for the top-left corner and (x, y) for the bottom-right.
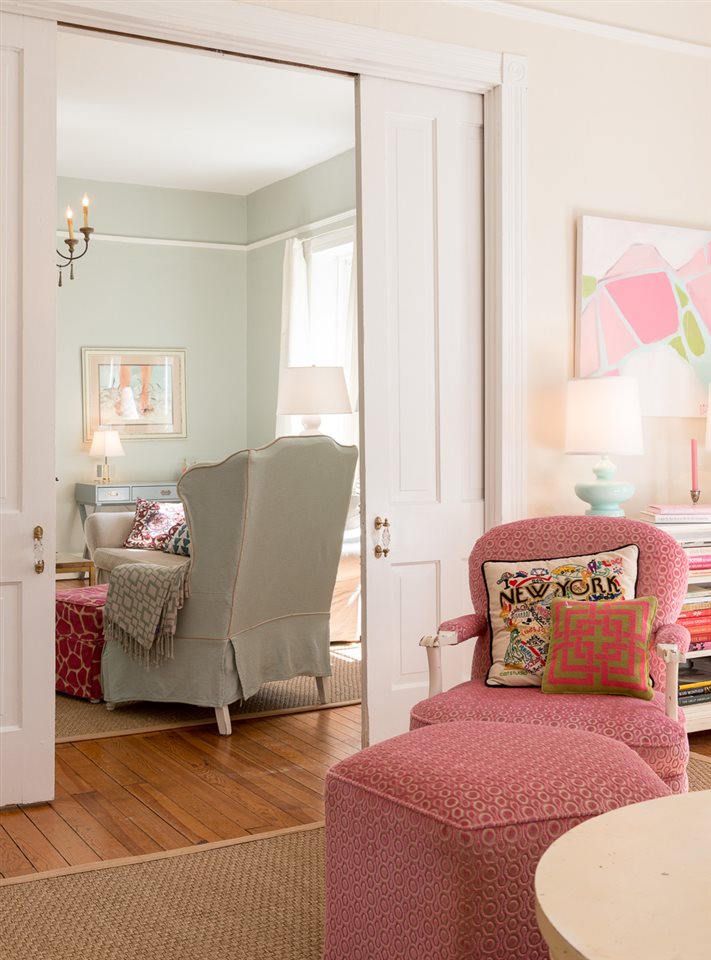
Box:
(374, 516), (391, 558)
(33, 525), (45, 574)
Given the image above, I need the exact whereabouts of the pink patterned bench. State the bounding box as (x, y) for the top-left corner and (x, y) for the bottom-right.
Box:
(324, 720), (670, 960)
(55, 584), (109, 701)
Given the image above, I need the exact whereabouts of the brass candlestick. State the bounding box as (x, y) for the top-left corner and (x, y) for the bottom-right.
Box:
(56, 226), (94, 286)
(691, 489), (701, 504)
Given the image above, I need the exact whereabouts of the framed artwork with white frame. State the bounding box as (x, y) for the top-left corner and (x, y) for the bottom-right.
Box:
(82, 347), (187, 441)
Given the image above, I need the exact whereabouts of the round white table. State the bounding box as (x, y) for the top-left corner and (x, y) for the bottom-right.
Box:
(535, 790), (711, 960)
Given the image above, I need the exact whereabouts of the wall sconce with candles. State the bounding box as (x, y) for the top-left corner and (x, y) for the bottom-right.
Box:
(57, 194), (94, 287)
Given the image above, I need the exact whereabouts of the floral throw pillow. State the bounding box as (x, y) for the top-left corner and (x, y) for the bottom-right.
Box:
(483, 544), (639, 688)
(162, 521), (191, 557)
(542, 596), (656, 701)
(123, 498), (185, 551)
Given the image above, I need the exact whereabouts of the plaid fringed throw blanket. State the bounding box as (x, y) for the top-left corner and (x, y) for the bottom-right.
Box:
(104, 563), (190, 668)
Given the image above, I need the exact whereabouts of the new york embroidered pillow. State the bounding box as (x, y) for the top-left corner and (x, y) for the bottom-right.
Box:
(483, 545), (639, 687)
(542, 595), (656, 700)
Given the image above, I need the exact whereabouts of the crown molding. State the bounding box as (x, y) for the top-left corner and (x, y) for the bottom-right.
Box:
(55, 229), (246, 251)
(54, 209), (356, 252)
(452, 0), (711, 60)
(0, 0), (505, 91)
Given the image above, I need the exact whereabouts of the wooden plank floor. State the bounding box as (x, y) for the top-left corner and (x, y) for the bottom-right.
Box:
(2, 713), (709, 879)
(690, 730), (711, 758)
(0, 704), (361, 879)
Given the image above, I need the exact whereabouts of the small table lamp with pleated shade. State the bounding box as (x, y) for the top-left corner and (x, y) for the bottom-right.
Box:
(277, 366), (352, 436)
(565, 376), (643, 516)
(89, 428), (125, 483)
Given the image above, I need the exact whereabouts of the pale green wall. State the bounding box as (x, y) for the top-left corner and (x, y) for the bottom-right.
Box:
(246, 149), (356, 243)
(245, 150), (356, 446)
(56, 154), (355, 551)
(56, 178), (248, 553)
(59, 176), (248, 244)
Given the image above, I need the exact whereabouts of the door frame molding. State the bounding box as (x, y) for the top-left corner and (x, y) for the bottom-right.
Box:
(6, 0), (527, 525)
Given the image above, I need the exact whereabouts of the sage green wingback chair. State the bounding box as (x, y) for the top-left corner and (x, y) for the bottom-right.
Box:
(101, 436), (358, 734)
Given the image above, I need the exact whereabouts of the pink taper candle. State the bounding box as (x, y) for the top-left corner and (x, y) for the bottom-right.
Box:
(691, 438), (699, 490)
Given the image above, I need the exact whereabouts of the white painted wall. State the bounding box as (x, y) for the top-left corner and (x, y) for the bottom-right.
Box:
(250, 0), (711, 519)
(505, 1), (711, 46)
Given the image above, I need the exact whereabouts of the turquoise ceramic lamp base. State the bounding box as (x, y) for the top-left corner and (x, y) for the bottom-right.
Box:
(574, 456), (634, 517)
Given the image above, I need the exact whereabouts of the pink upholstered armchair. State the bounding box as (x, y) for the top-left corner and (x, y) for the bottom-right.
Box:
(411, 516), (691, 793)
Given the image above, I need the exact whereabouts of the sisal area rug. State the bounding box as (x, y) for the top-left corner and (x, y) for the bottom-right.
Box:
(56, 643), (361, 742)
(688, 750), (711, 790)
(0, 824), (325, 960)
(1, 759), (708, 960)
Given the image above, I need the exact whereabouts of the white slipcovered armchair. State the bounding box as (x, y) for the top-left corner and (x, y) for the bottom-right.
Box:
(93, 436), (358, 734)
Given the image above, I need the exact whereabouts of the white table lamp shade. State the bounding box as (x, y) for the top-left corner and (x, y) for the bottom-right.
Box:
(89, 429), (124, 483)
(565, 376), (642, 518)
(89, 429), (125, 458)
(277, 366), (352, 416)
(565, 377), (643, 455)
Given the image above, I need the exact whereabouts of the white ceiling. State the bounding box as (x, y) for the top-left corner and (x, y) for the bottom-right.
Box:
(57, 32), (355, 195)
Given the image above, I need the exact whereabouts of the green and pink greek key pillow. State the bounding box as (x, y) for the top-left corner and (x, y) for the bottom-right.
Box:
(542, 595), (656, 700)
(483, 545), (639, 687)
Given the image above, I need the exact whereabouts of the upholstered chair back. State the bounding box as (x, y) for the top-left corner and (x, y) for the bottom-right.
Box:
(468, 516), (689, 686)
(175, 436), (358, 642)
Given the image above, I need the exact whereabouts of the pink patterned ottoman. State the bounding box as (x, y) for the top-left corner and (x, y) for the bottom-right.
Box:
(324, 720), (670, 960)
(55, 584), (109, 701)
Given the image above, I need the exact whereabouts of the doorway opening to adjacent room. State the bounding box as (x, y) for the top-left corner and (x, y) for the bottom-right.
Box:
(56, 30), (360, 739)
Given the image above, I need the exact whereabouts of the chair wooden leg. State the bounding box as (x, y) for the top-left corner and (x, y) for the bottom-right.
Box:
(215, 705), (232, 736)
(657, 643), (685, 721)
(425, 646), (443, 698)
(316, 676), (330, 704)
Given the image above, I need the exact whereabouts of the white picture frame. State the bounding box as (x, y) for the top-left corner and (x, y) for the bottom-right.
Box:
(82, 347), (187, 441)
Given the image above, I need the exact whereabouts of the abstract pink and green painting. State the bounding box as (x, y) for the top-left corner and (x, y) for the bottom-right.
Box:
(576, 216), (711, 416)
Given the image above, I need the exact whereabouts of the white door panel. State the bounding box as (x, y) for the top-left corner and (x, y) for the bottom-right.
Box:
(358, 77), (484, 744)
(0, 11), (56, 806)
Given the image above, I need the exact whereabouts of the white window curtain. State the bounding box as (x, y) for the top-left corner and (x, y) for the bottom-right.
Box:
(276, 238), (310, 437)
(276, 228), (358, 446)
(330, 242), (358, 447)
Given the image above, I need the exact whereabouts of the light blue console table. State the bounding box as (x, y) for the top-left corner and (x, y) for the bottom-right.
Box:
(75, 480), (180, 529)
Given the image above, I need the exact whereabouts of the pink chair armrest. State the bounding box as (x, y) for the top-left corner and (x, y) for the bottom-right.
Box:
(654, 623), (690, 722)
(419, 613), (487, 699)
(436, 612), (488, 646)
(655, 621), (690, 653)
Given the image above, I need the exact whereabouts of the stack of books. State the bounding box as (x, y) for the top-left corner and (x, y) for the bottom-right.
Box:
(678, 593), (711, 653)
(641, 506), (711, 653)
(678, 657), (711, 708)
(685, 545), (711, 577)
(641, 504), (711, 525)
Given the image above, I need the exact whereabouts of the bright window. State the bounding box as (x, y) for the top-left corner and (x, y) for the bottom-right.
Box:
(307, 229), (354, 368)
